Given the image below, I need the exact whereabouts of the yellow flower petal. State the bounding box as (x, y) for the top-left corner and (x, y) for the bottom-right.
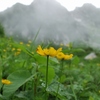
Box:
(2, 79), (12, 85)
(64, 54), (73, 60)
(56, 52), (65, 60)
(56, 48), (62, 53)
(37, 45), (45, 56)
(43, 48), (49, 56)
(49, 47), (57, 57)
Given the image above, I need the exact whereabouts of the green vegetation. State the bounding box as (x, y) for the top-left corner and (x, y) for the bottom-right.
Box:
(0, 37), (100, 100)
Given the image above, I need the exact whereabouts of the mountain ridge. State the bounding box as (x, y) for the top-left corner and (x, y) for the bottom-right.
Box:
(0, 0), (100, 48)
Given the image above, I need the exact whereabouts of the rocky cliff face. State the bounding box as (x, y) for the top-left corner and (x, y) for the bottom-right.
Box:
(0, 0), (100, 48)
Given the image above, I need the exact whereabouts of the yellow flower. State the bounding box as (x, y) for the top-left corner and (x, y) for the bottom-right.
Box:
(49, 47), (57, 57)
(2, 79), (12, 85)
(14, 52), (21, 56)
(97, 63), (100, 66)
(43, 48), (49, 56)
(17, 48), (21, 52)
(31, 52), (34, 54)
(28, 40), (32, 44)
(3, 49), (6, 52)
(43, 47), (57, 56)
(66, 44), (70, 47)
(37, 45), (45, 56)
(66, 43), (73, 48)
(12, 48), (15, 51)
(26, 44), (30, 47)
(56, 52), (73, 60)
(20, 42), (23, 44)
(60, 43), (63, 46)
(99, 90), (100, 93)
(56, 52), (65, 60)
(56, 48), (62, 53)
(64, 54), (73, 60)
(37, 45), (62, 57)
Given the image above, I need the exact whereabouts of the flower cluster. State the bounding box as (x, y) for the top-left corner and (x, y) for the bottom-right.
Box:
(14, 48), (21, 56)
(37, 45), (73, 60)
(37, 45), (62, 57)
(56, 52), (73, 60)
(26, 40), (32, 47)
(2, 79), (12, 85)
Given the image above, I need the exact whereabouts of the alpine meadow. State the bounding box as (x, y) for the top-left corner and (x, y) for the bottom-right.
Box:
(1, 0), (100, 100)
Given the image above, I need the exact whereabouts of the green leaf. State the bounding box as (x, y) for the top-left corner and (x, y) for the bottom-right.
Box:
(49, 57), (59, 64)
(72, 56), (80, 65)
(3, 70), (34, 97)
(39, 66), (55, 84)
(15, 91), (30, 100)
(47, 82), (73, 99)
(59, 75), (66, 83)
(89, 96), (94, 100)
(72, 48), (85, 53)
(0, 94), (4, 99)
(34, 54), (46, 64)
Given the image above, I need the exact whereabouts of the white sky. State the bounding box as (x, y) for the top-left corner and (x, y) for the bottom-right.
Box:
(0, 0), (100, 12)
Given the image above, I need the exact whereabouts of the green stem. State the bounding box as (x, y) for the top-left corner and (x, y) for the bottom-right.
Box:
(56, 60), (64, 99)
(45, 55), (49, 100)
(34, 65), (38, 97)
(46, 56), (49, 89)
(0, 84), (4, 94)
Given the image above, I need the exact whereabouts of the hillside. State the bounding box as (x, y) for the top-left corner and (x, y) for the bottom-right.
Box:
(0, 0), (100, 48)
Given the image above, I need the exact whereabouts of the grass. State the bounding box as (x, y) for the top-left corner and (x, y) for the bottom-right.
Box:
(0, 37), (100, 100)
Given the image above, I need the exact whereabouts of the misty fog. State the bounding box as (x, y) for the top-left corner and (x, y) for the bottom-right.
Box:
(0, 0), (100, 49)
